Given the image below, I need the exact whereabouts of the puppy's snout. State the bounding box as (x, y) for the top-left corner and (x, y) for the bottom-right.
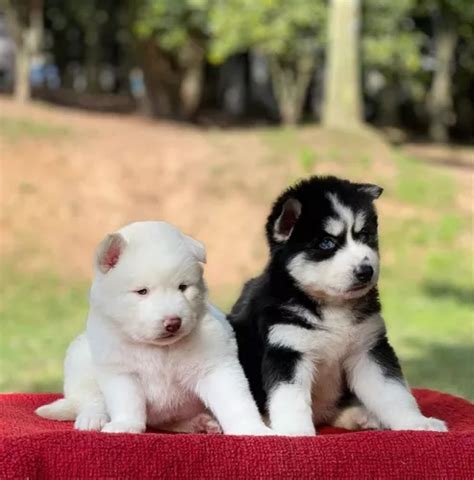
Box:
(354, 264), (374, 284)
(164, 316), (182, 333)
(354, 264), (374, 283)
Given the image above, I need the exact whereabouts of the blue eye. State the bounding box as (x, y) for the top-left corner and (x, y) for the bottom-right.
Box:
(319, 237), (336, 250)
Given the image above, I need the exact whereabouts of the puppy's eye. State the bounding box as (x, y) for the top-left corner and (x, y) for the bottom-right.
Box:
(319, 237), (336, 250)
(135, 288), (149, 296)
(178, 284), (188, 292)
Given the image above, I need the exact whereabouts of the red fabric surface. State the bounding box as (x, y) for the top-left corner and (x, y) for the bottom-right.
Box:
(0, 389), (473, 479)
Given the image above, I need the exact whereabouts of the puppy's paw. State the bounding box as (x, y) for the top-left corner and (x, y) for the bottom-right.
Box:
(224, 420), (276, 436)
(271, 421), (316, 436)
(75, 411), (109, 431)
(238, 425), (276, 436)
(275, 426), (316, 437)
(189, 413), (222, 434)
(101, 421), (145, 434)
(332, 405), (382, 431)
(393, 416), (448, 432)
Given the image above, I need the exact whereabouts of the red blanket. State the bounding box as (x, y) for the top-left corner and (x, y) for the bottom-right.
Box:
(1, 389), (473, 479)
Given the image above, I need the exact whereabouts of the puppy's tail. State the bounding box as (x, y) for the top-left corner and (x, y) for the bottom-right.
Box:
(35, 398), (77, 421)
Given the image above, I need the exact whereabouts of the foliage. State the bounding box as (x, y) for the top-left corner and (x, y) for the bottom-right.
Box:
(8, 0), (474, 134)
(208, 0), (326, 64)
(208, 0), (326, 124)
(362, 0), (426, 103)
(134, 0), (210, 54)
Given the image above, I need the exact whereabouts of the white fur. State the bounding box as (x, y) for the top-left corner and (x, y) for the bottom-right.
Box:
(327, 193), (354, 227)
(354, 211), (367, 233)
(36, 221), (271, 436)
(324, 217), (345, 237)
(345, 351), (447, 431)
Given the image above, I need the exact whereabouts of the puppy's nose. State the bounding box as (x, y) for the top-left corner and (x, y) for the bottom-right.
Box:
(164, 316), (182, 333)
(354, 264), (374, 284)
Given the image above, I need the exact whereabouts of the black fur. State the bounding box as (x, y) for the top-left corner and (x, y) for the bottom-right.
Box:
(229, 176), (403, 416)
(262, 347), (302, 394)
(369, 334), (404, 380)
(265, 176), (381, 255)
(353, 288), (382, 324)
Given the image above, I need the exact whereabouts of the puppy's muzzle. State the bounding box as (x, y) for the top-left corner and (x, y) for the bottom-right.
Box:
(354, 264), (374, 284)
(164, 316), (182, 333)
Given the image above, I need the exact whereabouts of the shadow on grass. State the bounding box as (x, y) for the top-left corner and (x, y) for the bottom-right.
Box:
(401, 339), (474, 401)
(423, 281), (474, 306)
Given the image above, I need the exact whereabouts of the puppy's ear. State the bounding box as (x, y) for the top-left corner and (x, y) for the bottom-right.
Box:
(273, 198), (302, 243)
(96, 233), (127, 273)
(356, 183), (383, 199)
(183, 234), (206, 264)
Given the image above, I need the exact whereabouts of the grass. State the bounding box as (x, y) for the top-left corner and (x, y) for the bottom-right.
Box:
(0, 266), (88, 392)
(377, 156), (473, 399)
(298, 147), (318, 173)
(0, 116), (71, 142)
(394, 153), (456, 209)
(0, 128), (472, 400)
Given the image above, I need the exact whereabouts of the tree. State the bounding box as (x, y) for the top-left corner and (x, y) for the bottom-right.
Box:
(65, 1), (108, 93)
(209, 0), (326, 125)
(3, 0), (43, 102)
(322, 0), (362, 129)
(362, 0), (423, 127)
(422, 0), (474, 142)
(134, 0), (210, 119)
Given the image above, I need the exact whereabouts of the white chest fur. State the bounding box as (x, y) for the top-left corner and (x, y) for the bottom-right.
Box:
(268, 303), (384, 423)
(115, 343), (205, 424)
(86, 312), (234, 426)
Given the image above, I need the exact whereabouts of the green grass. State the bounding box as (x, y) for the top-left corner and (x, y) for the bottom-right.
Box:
(0, 116), (71, 142)
(298, 147), (318, 173)
(377, 156), (473, 399)
(394, 153), (456, 209)
(0, 267), (88, 392)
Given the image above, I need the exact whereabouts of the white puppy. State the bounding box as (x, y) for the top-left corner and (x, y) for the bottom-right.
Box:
(36, 221), (272, 435)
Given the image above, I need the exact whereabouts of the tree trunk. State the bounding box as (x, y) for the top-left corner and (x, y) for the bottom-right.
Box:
(269, 57), (314, 125)
(140, 38), (180, 117)
(14, 41), (31, 102)
(378, 83), (400, 126)
(428, 11), (457, 143)
(219, 54), (247, 118)
(323, 0), (363, 129)
(179, 39), (205, 119)
(4, 1), (31, 102)
(29, 0), (43, 57)
(84, 22), (100, 93)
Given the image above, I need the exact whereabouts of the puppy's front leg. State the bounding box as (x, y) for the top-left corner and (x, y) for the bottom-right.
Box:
(97, 370), (147, 434)
(346, 335), (447, 432)
(264, 347), (316, 436)
(196, 360), (273, 435)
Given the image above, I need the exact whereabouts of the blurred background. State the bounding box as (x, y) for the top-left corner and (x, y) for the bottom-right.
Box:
(0, 0), (472, 400)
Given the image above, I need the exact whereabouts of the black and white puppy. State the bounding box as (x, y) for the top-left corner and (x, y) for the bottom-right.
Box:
(229, 176), (447, 435)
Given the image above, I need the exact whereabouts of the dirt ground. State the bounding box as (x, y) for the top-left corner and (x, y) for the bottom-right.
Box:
(1, 98), (472, 297)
